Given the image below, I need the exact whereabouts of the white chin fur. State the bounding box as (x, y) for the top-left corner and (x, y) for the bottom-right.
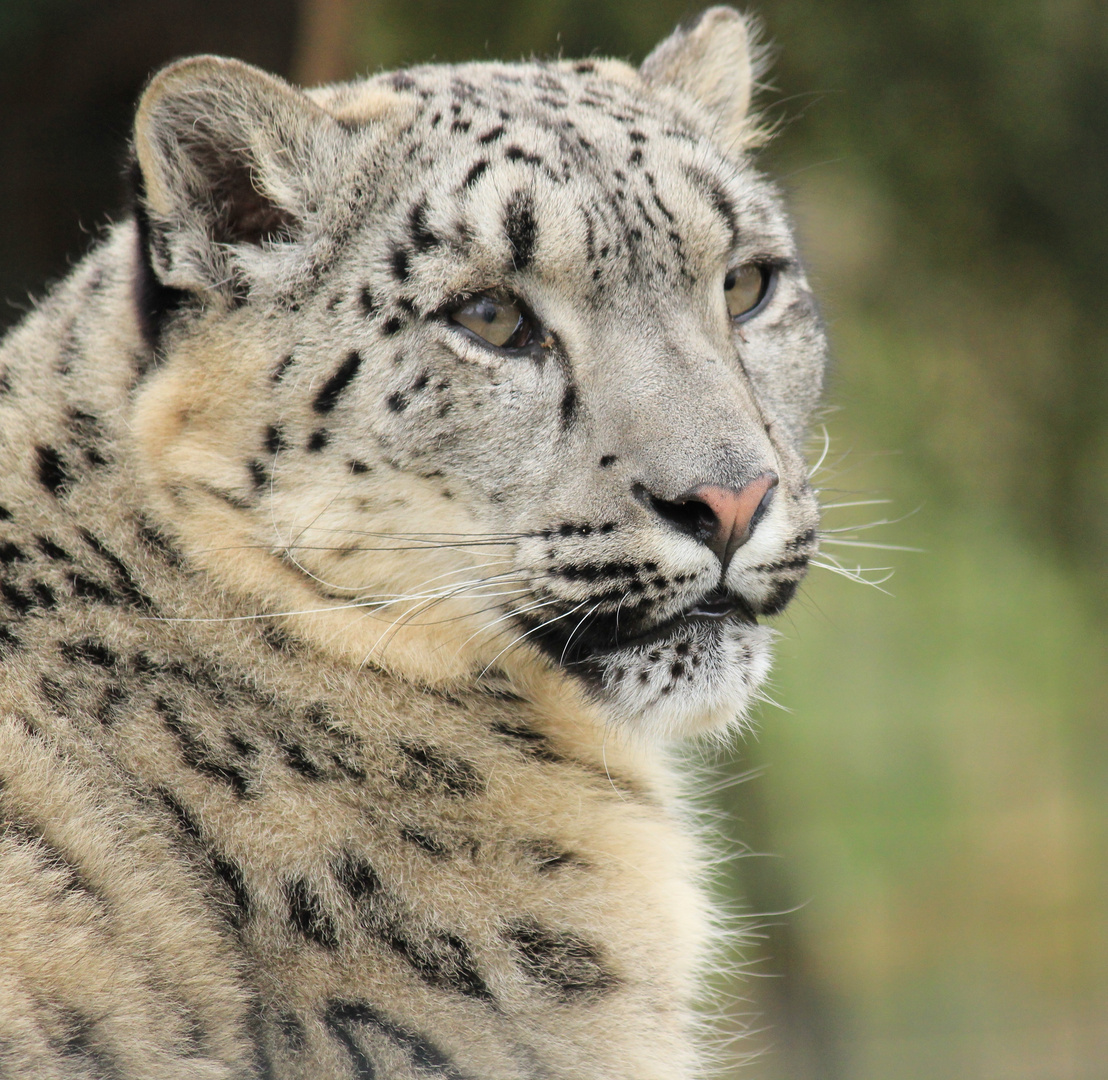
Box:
(592, 620), (775, 740)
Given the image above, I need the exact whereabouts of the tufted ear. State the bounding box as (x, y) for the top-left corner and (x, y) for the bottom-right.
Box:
(640, 7), (765, 153)
(132, 56), (343, 300)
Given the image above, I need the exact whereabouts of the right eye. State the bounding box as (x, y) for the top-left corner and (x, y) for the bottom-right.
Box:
(449, 293), (535, 349)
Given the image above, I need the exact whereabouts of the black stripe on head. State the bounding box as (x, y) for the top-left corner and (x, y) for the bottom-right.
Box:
(504, 191), (537, 270)
(684, 165), (738, 245)
(313, 352), (363, 414)
(462, 159), (489, 189)
(559, 383), (579, 429)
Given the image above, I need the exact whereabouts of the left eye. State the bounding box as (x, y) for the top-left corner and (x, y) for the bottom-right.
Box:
(449, 292), (536, 349)
(724, 263), (776, 322)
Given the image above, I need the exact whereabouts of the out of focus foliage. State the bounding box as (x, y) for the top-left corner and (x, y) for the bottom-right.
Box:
(767, 0), (1108, 573)
(2, 2), (1105, 1078)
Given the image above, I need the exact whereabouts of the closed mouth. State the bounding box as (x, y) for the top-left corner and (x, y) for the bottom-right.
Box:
(602, 587), (757, 653)
(517, 585), (759, 673)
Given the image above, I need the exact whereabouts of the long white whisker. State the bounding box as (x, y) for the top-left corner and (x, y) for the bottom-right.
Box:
(818, 498), (892, 511)
(476, 600), (591, 679)
(819, 538), (923, 552)
(807, 424), (831, 478)
(453, 595), (564, 653)
(559, 602), (603, 666)
(810, 559), (894, 593)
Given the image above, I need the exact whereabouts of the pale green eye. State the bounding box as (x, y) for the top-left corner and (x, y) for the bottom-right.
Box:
(450, 293), (534, 349)
(724, 263), (774, 322)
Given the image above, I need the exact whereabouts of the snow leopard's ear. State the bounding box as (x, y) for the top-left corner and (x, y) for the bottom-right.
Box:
(640, 7), (765, 153)
(133, 56), (377, 305)
(134, 58), (340, 254)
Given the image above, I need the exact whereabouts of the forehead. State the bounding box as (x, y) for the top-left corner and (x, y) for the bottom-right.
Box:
(323, 59), (791, 296)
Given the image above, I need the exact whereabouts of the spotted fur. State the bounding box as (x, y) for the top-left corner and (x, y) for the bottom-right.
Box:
(0, 8), (825, 1078)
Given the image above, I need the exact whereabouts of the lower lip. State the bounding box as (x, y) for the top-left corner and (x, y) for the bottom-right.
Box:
(604, 604), (756, 654)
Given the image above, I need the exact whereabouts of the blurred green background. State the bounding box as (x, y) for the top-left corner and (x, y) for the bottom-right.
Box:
(2, 1), (1105, 1076)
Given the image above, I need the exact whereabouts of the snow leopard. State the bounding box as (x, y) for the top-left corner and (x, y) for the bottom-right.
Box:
(0, 7), (826, 1078)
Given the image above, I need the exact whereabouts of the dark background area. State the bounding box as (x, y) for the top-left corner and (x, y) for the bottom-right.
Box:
(2, 2), (1105, 1077)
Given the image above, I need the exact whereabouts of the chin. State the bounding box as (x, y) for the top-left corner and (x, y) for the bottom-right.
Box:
(583, 617), (776, 741)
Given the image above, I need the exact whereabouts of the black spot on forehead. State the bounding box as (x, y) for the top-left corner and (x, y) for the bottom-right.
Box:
(504, 191), (537, 270)
(271, 354), (295, 382)
(390, 246), (411, 282)
(408, 200), (438, 253)
(462, 159), (489, 189)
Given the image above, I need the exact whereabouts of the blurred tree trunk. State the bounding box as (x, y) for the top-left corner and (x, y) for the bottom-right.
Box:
(293, 0), (356, 85)
(0, 0), (298, 332)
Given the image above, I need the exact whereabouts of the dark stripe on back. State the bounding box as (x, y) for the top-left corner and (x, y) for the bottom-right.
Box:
(324, 1001), (470, 1080)
(506, 918), (616, 1000)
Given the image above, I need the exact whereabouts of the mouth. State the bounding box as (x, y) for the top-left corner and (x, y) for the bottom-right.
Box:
(598, 587), (757, 654)
(518, 586), (759, 670)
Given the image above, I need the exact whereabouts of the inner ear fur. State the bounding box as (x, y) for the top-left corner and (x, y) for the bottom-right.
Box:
(640, 6), (767, 154)
(134, 56), (335, 249)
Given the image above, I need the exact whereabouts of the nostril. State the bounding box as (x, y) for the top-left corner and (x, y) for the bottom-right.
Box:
(747, 484), (776, 535)
(635, 473), (778, 568)
(648, 494), (718, 543)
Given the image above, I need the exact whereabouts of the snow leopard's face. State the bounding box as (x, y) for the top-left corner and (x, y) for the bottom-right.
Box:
(131, 11), (826, 738)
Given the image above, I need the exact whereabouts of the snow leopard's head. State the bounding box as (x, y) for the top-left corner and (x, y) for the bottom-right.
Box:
(130, 7), (825, 738)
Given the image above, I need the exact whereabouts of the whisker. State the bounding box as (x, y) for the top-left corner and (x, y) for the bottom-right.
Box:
(559, 603), (603, 666)
(806, 424), (831, 478)
(819, 538), (923, 552)
(698, 765), (768, 797)
(818, 498), (892, 511)
(452, 595), (564, 653)
(810, 559), (894, 593)
(357, 569), (539, 659)
(476, 600), (591, 679)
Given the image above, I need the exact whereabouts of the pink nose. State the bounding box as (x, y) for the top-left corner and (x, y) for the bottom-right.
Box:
(689, 472), (778, 567)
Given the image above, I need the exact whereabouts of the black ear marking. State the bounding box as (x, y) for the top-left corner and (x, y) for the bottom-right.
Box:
(131, 163), (191, 352)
